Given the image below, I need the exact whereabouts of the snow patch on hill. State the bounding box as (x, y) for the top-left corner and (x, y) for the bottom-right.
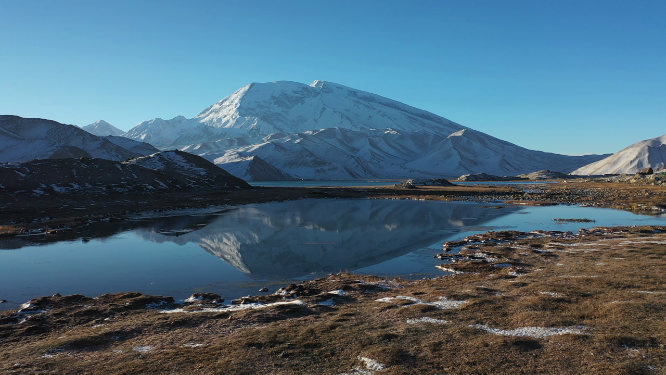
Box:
(572, 134), (666, 175)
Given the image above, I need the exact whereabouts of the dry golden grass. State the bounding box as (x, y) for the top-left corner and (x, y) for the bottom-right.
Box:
(2, 227), (666, 374)
(0, 225), (19, 237)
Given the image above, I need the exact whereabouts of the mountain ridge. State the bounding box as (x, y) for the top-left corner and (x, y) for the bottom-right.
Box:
(0, 115), (151, 163)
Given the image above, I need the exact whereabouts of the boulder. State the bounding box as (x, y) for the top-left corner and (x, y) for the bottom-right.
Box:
(639, 167), (654, 175)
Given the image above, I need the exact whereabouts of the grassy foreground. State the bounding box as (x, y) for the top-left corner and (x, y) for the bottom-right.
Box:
(2, 226), (666, 374)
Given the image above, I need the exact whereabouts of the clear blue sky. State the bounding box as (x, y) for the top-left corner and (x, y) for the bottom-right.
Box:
(1, 0), (663, 155)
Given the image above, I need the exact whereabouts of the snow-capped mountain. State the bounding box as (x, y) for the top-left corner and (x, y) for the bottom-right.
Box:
(0, 115), (147, 163)
(571, 134), (666, 175)
(81, 120), (125, 136)
(123, 81), (608, 180)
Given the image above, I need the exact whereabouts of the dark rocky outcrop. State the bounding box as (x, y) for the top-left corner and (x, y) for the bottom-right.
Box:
(0, 150), (250, 194)
(394, 178), (455, 188)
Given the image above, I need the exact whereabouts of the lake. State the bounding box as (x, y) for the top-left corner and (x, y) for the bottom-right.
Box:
(1, 199), (665, 311)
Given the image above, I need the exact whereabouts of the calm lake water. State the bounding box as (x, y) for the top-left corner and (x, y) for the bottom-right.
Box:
(1, 199), (665, 311)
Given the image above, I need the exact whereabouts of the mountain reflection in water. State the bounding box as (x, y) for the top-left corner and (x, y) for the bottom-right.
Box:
(132, 199), (518, 279)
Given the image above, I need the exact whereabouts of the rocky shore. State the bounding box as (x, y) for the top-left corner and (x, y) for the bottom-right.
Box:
(2, 225), (665, 374)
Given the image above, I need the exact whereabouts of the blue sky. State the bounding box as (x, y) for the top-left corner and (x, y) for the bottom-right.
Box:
(1, 0), (663, 155)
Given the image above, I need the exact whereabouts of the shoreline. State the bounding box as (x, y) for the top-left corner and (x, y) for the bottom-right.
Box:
(2, 224), (665, 373)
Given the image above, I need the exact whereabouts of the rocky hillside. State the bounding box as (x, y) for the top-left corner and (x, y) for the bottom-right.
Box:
(0, 150), (250, 195)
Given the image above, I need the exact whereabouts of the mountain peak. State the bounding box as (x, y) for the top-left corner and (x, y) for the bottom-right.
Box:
(81, 120), (125, 137)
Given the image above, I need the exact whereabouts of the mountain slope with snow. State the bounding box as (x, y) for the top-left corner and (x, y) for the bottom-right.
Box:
(125, 150), (249, 188)
(571, 134), (666, 175)
(0, 116), (144, 163)
(81, 120), (125, 136)
(104, 136), (159, 156)
(123, 80), (609, 180)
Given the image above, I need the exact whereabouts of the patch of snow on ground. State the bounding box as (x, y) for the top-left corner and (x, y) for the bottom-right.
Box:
(473, 253), (499, 262)
(359, 357), (386, 371)
(181, 343), (205, 348)
(627, 240), (666, 245)
(375, 295), (467, 309)
(470, 324), (586, 338)
(406, 317), (449, 324)
(329, 289), (347, 296)
(340, 357), (387, 374)
(133, 346), (155, 353)
(185, 295), (204, 303)
(632, 291), (666, 294)
(318, 298), (336, 306)
(160, 300), (306, 314)
(540, 292), (561, 297)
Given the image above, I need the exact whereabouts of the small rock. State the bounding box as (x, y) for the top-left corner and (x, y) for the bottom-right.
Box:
(259, 287), (269, 293)
(0, 300), (7, 304)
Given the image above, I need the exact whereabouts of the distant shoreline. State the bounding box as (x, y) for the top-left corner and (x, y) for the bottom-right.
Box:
(2, 181), (666, 238)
